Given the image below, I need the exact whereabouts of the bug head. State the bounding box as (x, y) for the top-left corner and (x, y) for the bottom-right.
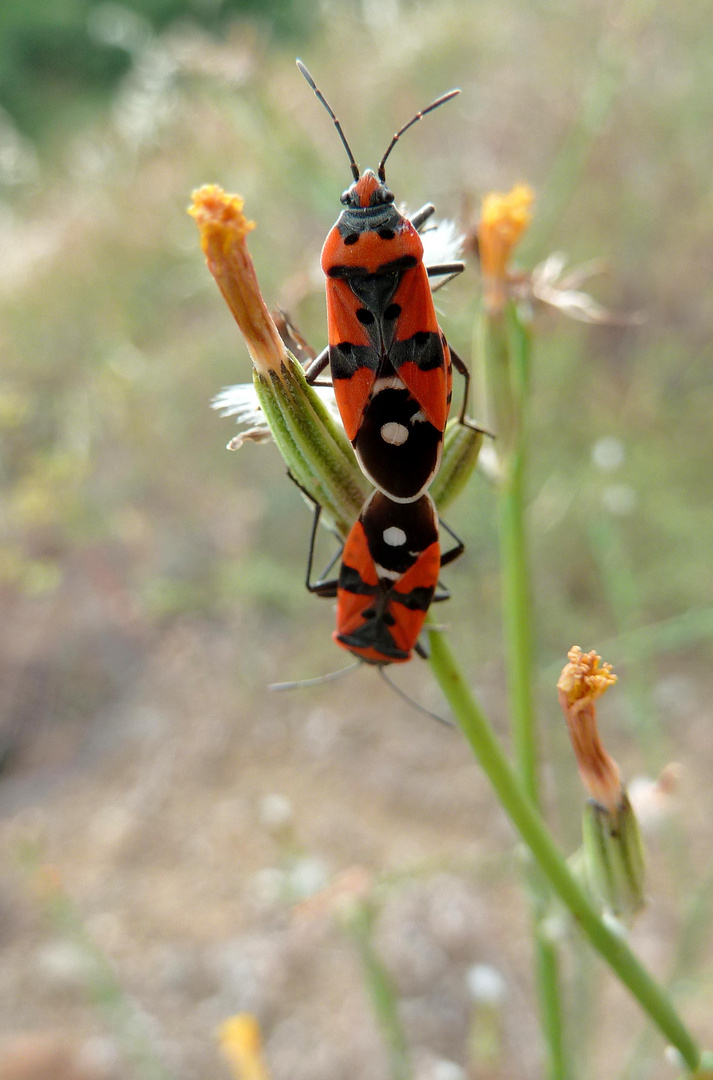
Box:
(340, 169), (395, 210)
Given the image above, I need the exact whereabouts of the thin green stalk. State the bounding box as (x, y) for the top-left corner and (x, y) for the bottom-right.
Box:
(535, 930), (568, 1080)
(498, 444), (538, 804)
(426, 628), (702, 1073)
(346, 902), (413, 1080)
(487, 306), (567, 1079)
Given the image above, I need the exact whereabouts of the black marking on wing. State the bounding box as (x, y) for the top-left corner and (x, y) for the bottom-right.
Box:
(337, 619), (410, 661)
(391, 584), (435, 612)
(329, 342), (380, 380)
(390, 331), (444, 373)
(338, 563), (379, 597)
(327, 257), (418, 321)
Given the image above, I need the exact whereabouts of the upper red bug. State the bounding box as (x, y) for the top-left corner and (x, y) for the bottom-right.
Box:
(297, 61), (468, 503)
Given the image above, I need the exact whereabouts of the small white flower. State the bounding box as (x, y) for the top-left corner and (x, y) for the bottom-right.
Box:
(258, 792), (294, 832)
(465, 963), (507, 1005)
(592, 436), (626, 472)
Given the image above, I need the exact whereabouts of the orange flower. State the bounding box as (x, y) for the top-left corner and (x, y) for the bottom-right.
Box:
(477, 184), (534, 314)
(219, 1014), (271, 1080)
(189, 185), (287, 375)
(557, 646), (622, 814)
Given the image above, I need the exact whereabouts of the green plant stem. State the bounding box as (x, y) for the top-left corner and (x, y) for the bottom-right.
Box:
(346, 902), (413, 1080)
(487, 307), (567, 1079)
(426, 628), (702, 1073)
(498, 445), (538, 804)
(500, 445), (568, 1080)
(535, 930), (568, 1080)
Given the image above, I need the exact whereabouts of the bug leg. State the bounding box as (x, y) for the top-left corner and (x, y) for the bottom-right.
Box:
(286, 470), (341, 597)
(448, 344), (490, 430)
(377, 666), (454, 727)
(304, 346), (330, 383)
(304, 501), (340, 597)
(273, 306), (317, 363)
(410, 203), (436, 231)
(432, 583), (452, 603)
(427, 261), (465, 279)
(415, 640), (429, 659)
(439, 517), (465, 567)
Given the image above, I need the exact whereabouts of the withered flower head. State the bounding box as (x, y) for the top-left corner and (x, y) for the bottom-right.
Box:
(557, 646), (621, 814)
(477, 183), (534, 315)
(189, 185), (288, 375)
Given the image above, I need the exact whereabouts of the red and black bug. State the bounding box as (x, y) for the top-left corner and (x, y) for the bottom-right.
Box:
(297, 60), (473, 503)
(304, 489), (463, 666)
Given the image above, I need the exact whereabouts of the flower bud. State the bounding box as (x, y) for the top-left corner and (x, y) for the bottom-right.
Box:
(190, 186), (286, 374)
(557, 645), (621, 814)
(476, 184), (534, 316)
(558, 646), (645, 918)
(190, 185), (368, 536)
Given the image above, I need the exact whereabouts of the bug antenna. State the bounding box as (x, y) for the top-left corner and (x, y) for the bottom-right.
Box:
(296, 59), (360, 183)
(378, 88), (460, 182)
(377, 667), (454, 727)
(269, 661), (361, 691)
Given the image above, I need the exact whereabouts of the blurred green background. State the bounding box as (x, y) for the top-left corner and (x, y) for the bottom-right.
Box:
(0, 1), (712, 1078)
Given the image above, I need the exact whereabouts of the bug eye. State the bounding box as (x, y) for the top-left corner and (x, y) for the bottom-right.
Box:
(340, 190), (351, 204)
(382, 188), (395, 204)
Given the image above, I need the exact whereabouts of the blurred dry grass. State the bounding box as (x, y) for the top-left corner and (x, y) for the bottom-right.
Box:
(0, 2), (712, 1079)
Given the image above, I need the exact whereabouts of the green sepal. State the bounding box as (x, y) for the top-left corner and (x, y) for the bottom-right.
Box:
(431, 417), (484, 513)
(581, 793), (646, 920)
(253, 353), (369, 538)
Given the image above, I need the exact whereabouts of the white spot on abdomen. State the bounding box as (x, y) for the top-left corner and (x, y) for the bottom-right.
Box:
(383, 526), (407, 547)
(381, 422), (409, 445)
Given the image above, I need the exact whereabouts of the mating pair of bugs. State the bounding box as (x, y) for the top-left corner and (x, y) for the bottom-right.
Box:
(291, 61), (475, 672)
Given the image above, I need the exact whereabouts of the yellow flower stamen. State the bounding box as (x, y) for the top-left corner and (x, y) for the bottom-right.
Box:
(557, 646), (622, 814)
(557, 645), (617, 708)
(189, 186), (287, 375)
(219, 1014), (271, 1080)
(477, 183), (534, 314)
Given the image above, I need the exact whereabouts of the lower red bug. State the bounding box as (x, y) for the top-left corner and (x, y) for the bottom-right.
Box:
(303, 488), (464, 666)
